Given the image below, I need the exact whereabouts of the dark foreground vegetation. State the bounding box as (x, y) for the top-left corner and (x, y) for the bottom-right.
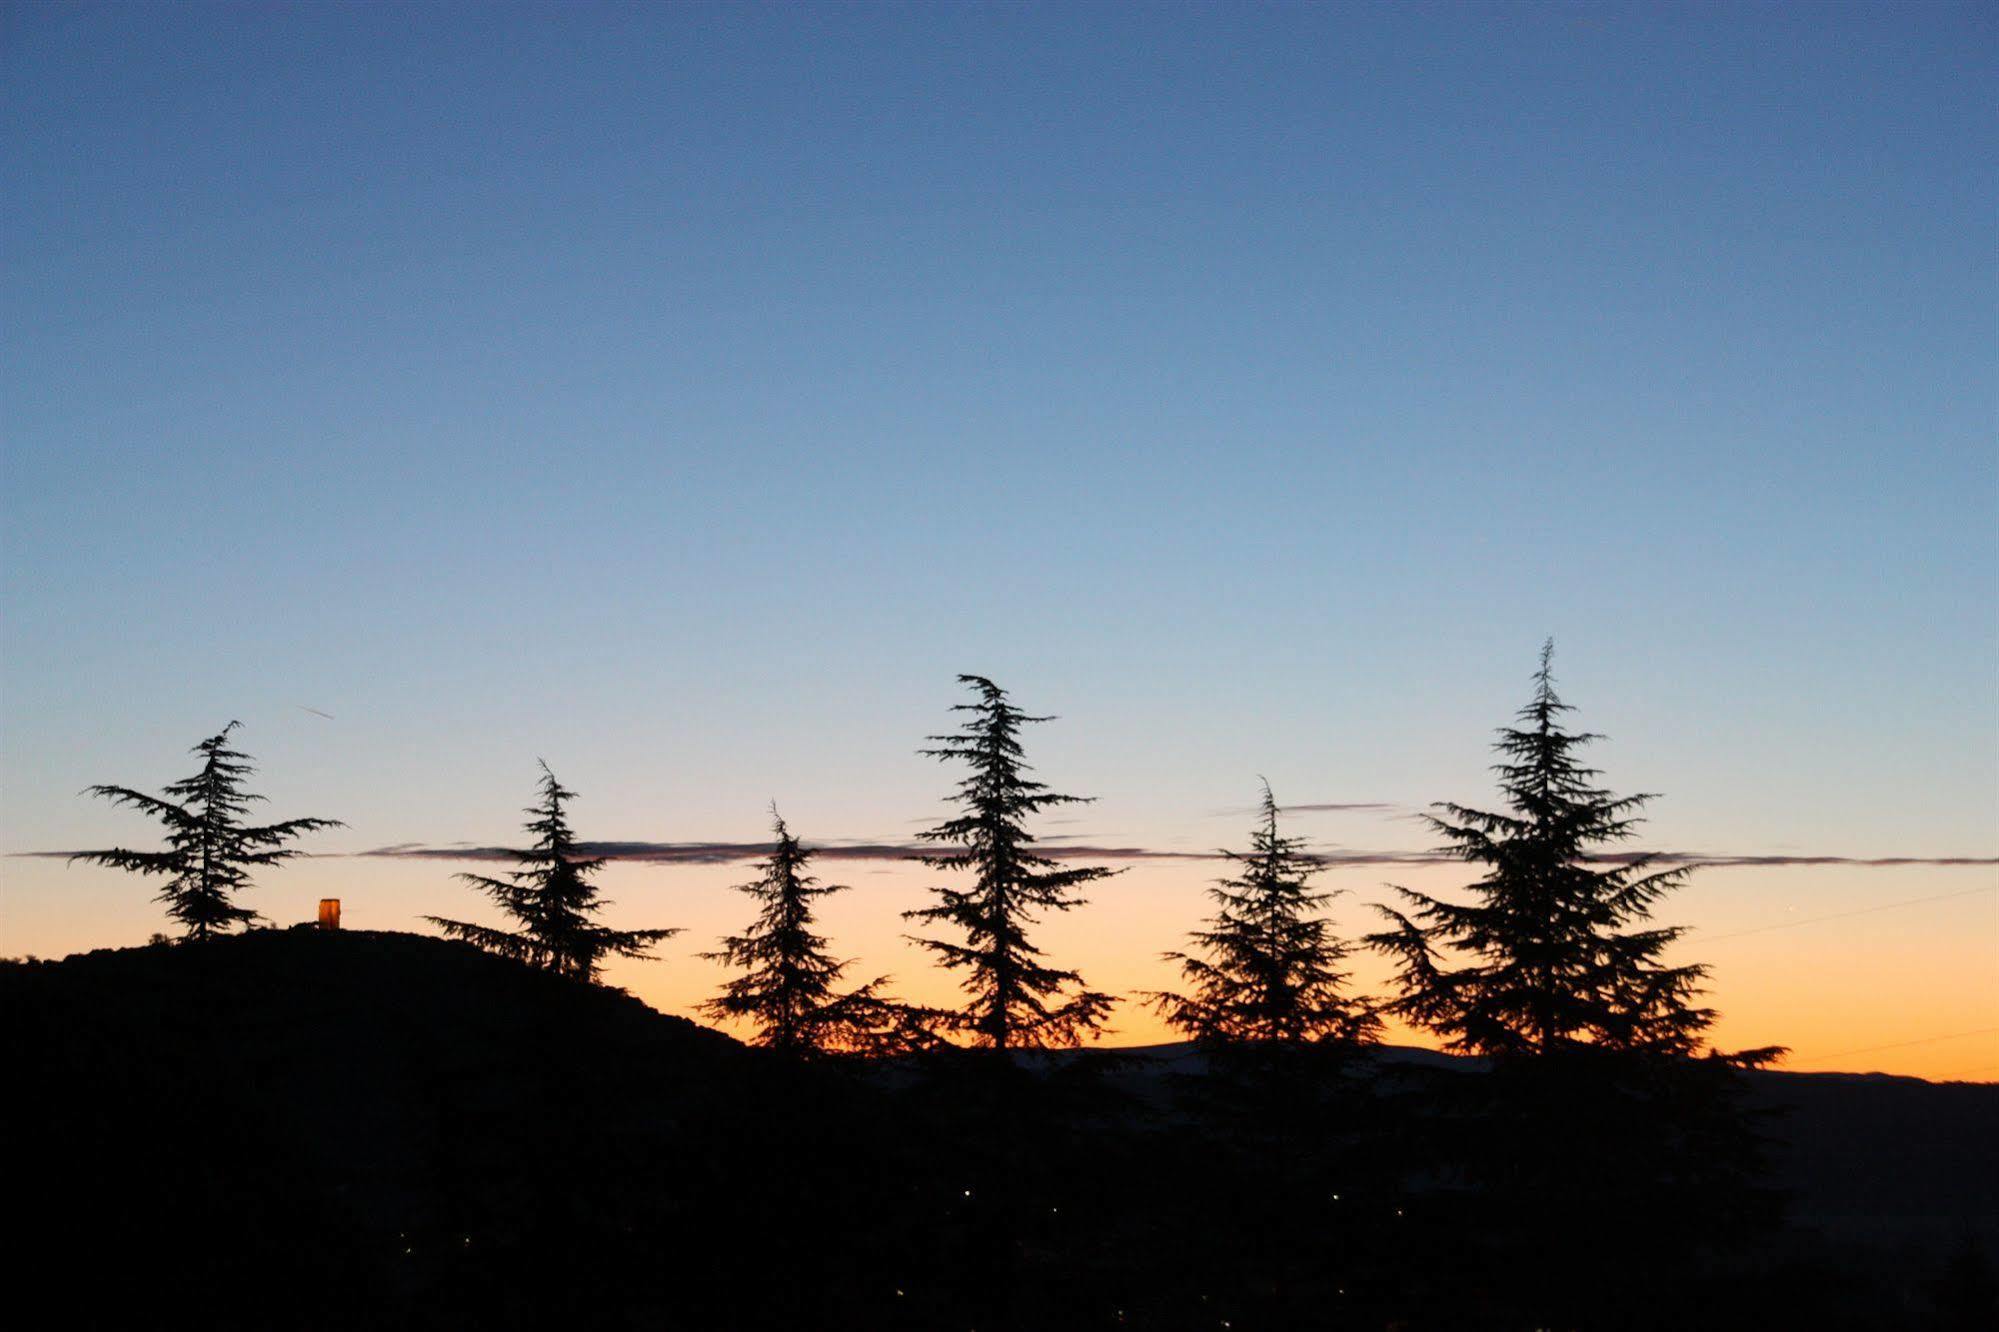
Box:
(9, 929), (1994, 1331)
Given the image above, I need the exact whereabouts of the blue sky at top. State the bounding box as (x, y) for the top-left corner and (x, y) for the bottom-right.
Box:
(3, 0), (1993, 874)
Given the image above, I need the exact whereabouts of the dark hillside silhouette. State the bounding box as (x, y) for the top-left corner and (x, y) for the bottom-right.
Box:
(6, 930), (899, 1329)
(70, 722), (342, 939)
(8, 930), (1993, 1330)
(425, 762), (678, 982)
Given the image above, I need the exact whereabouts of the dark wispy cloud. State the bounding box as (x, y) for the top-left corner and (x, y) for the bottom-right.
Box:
(348, 840), (1223, 865)
(1211, 799), (1405, 818)
(19, 842), (1995, 870)
(1307, 850), (1999, 869)
(1625, 853), (1999, 869)
(326, 843), (1999, 870)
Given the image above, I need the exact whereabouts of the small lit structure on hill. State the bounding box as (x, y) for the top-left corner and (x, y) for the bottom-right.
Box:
(318, 899), (341, 931)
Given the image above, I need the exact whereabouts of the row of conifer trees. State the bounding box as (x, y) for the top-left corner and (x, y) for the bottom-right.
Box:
(70, 644), (1777, 1070)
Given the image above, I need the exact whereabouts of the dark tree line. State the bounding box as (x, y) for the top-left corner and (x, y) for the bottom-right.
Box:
(66, 650), (1760, 1079)
(54, 650), (1876, 1328)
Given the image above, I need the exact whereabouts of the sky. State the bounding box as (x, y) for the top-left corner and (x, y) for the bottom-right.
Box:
(3, 1), (1993, 1079)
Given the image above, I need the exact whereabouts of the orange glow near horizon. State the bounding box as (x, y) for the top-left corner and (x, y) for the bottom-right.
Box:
(8, 849), (1993, 1081)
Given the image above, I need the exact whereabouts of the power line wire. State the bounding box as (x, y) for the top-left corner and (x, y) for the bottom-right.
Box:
(1698, 885), (1996, 942)
(1789, 1026), (1999, 1065)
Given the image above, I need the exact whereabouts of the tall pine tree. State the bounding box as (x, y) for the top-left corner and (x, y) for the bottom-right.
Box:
(71, 722), (342, 939)
(426, 762), (678, 983)
(700, 808), (922, 1055)
(1368, 642), (1761, 1060)
(904, 675), (1116, 1050)
(1146, 782), (1379, 1047)
(1367, 645), (1784, 1317)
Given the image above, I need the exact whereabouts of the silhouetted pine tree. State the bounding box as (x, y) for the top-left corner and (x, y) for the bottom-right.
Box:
(1367, 643), (1783, 1320)
(1139, 784), (1394, 1317)
(1369, 642), (1773, 1062)
(904, 675), (1116, 1050)
(1146, 782), (1379, 1047)
(425, 762), (677, 983)
(700, 808), (923, 1055)
(71, 722), (342, 940)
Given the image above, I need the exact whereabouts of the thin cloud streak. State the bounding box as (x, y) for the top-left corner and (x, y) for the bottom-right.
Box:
(347, 840), (1220, 865)
(1211, 800), (1403, 817)
(19, 841), (1996, 869)
(324, 843), (1999, 869)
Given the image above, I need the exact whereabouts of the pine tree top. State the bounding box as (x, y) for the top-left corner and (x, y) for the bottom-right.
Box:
(915, 674), (1091, 860)
(71, 723), (343, 940)
(1368, 644), (1761, 1062)
(426, 762), (676, 983)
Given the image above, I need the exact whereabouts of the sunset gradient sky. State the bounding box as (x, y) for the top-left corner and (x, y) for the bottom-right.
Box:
(4, 2), (1994, 1078)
